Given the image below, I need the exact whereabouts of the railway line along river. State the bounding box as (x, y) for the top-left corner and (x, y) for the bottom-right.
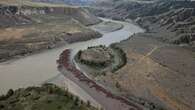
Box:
(0, 18), (144, 108)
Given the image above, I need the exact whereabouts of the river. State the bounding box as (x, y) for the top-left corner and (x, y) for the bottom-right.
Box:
(0, 18), (144, 96)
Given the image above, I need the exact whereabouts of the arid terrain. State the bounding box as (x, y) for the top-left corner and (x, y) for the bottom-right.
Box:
(94, 0), (195, 47)
(0, 0), (101, 62)
(91, 34), (195, 110)
(76, 0), (195, 110)
(1, 0), (195, 110)
(75, 30), (195, 110)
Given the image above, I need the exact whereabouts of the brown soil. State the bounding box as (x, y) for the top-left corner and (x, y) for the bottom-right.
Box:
(98, 33), (195, 110)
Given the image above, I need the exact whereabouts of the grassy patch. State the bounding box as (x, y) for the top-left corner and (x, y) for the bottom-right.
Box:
(0, 84), (96, 110)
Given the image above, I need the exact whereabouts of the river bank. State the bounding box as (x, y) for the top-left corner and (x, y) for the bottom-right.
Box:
(57, 49), (146, 110)
(72, 5), (195, 109)
(0, 31), (102, 63)
(0, 2), (102, 63)
(0, 17), (143, 95)
(92, 0), (195, 49)
(90, 32), (195, 110)
(0, 16), (147, 109)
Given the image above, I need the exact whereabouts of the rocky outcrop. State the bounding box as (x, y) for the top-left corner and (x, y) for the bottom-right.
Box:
(77, 45), (113, 67)
(0, 4), (101, 27)
(158, 8), (195, 44)
(20, 6), (101, 25)
(0, 5), (32, 27)
(136, 7), (195, 44)
(94, 0), (195, 45)
(95, 0), (195, 20)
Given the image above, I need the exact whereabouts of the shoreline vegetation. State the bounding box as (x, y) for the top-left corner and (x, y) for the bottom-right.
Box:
(74, 45), (127, 76)
(0, 2), (131, 109)
(87, 4), (195, 109)
(1, 0), (194, 110)
(57, 49), (145, 110)
(0, 84), (97, 110)
(73, 45), (165, 110)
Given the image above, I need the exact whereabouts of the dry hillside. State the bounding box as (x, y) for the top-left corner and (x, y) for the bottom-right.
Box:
(96, 34), (195, 110)
(0, 1), (101, 62)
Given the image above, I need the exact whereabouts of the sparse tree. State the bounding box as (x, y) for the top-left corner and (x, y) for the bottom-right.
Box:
(115, 82), (120, 89)
(87, 100), (91, 107)
(74, 96), (80, 106)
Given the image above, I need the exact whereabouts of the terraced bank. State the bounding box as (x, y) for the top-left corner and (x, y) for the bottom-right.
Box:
(0, 3), (101, 62)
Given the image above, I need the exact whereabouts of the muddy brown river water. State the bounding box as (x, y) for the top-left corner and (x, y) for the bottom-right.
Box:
(0, 18), (144, 106)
